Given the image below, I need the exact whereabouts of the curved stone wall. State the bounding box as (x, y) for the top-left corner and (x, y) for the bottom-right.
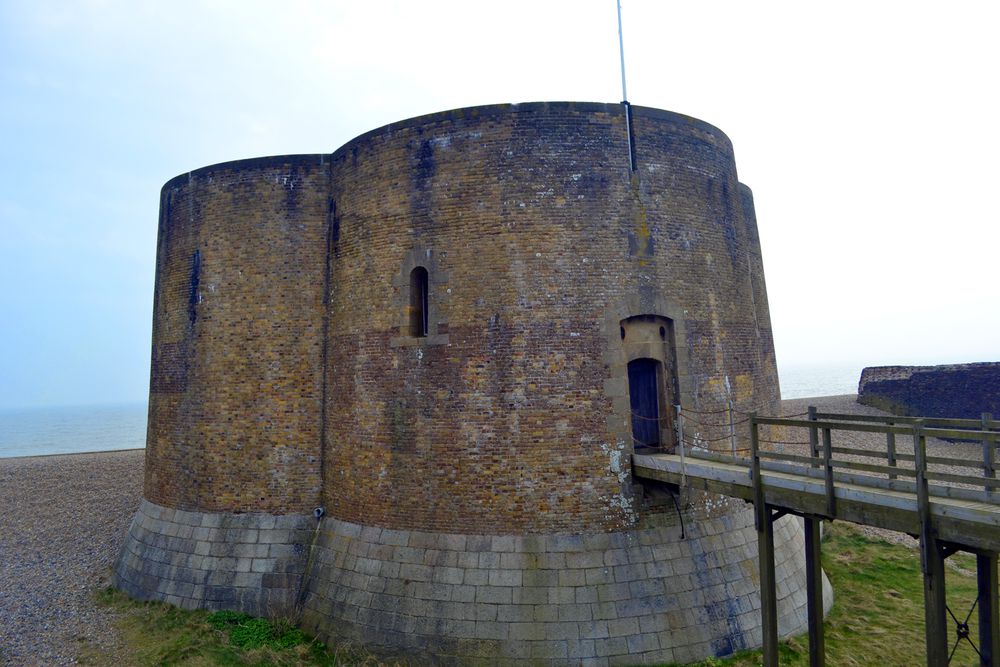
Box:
(116, 500), (831, 664)
(117, 102), (815, 664)
(145, 157), (331, 513)
(299, 508), (829, 664)
(321, 102), (778, 535)
(114, 500), (314, 617)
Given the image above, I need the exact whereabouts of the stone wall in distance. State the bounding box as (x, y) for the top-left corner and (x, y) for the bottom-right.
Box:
(858, 362), (1000, 418)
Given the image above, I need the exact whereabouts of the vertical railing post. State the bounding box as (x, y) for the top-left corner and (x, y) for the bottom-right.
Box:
(808, 406), (819, 470)
(729, 397), (738, 458)
(676, 404), (686, 487)
(822, 426), (835, 517)
(983, 412), (995, 497)
(914, 420), (930, 546)
(887, 421), (898, 481)
(802, 412), (826, 667)
(751, 413), (762, 528)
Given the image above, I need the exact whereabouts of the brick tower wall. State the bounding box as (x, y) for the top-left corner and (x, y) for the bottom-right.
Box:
(320, 102), (780, 535)
(144, 157), (331, 514)
(118, 103), (814, 664)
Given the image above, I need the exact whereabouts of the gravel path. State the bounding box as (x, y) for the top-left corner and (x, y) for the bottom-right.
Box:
(0, 449), (143, 666)
(0, 395), (986, 664)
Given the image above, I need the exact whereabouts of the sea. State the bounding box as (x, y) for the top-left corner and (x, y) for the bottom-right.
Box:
(778, 363), (863, 400)
(0, 365), (862, 459)
(0, 402), (148, 459)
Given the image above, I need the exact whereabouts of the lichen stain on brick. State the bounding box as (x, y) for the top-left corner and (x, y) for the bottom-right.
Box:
(733, 373), (755, 403)
(708, 175), (739, 264)
(626, 172), (654, 264)
(414, 138), (435, 182)
(707, 291), (725, 372)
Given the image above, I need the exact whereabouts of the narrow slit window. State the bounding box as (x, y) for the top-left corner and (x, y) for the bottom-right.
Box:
(409, 266), (429, 337)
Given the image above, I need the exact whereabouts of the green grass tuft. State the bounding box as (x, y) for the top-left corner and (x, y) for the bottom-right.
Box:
(88, 589), (364, 665)
(669, 522), (985, 666)
(205, 611), (310, 652)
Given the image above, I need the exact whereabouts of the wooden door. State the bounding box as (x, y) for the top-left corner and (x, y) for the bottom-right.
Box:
(628, 358), (661, 448)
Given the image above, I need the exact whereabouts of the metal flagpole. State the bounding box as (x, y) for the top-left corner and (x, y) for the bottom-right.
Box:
(617, 0), (628, 103)
(616, 0), (636, 171)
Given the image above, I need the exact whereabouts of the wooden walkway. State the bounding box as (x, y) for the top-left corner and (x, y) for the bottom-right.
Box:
(632, 409), (1000, 667)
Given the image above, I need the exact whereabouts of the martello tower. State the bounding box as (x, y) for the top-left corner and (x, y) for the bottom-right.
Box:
(115, 102), (825, 664)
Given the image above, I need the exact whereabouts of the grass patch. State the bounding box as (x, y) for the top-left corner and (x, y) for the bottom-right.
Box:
(674, 522), (985, 666)
(87, 588), (377, 666)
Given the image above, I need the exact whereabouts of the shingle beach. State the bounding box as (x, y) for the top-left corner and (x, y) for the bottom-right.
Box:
(1, 449), (142, 665)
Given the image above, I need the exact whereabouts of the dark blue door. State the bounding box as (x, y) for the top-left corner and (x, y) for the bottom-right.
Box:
(628, 358), (660, 448)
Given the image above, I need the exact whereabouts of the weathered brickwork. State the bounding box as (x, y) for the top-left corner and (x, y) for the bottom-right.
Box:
(321, 103), (778, 534)
(858, 362), (1000, 419)
(145, 158), (330, 513)
(116, 102), (813, 663)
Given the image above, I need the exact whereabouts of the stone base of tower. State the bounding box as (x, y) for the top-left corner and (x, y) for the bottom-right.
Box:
(114, 500), (831, 664)
(299, 509), (832, 665)
(113, 500), (314, 617)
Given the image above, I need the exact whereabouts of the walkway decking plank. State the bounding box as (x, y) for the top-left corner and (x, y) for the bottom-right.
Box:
(633, 452), (1000, 552)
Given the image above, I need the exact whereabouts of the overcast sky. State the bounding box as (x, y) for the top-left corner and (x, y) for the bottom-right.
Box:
(1, 1), (997, 409)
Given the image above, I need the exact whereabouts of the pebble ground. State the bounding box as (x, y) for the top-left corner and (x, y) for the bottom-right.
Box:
(0, 449), (142, 665)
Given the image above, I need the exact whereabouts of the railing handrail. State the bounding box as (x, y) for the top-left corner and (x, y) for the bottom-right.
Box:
(664, 407), (1000, 508)
(814, 411), (1000, 430)
(753, 415), (1000, 442)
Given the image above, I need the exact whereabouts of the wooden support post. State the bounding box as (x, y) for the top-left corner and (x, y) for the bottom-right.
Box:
(822, 427), (835, 517)
(804, 517), (825, 667)
(915, 422), (949, 666)
(979, 552), (999, 667)
(984, 413), (995, 497)
(751, 413), (779, 667)
(758, 506), (779, 667)
(887, 421), (897, 480)
(808, 406), (819, 469)
(922, 538), (948, 667)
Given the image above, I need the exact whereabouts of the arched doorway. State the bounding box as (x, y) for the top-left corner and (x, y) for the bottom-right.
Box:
(619, 314), (681, 451)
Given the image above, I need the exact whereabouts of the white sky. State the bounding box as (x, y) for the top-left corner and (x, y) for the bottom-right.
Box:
(1, 1), (998, 408)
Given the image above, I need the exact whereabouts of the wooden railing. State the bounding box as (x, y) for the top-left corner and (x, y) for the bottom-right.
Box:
(744, 410), (1000, 511)
(641, 408), (1000, 667)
